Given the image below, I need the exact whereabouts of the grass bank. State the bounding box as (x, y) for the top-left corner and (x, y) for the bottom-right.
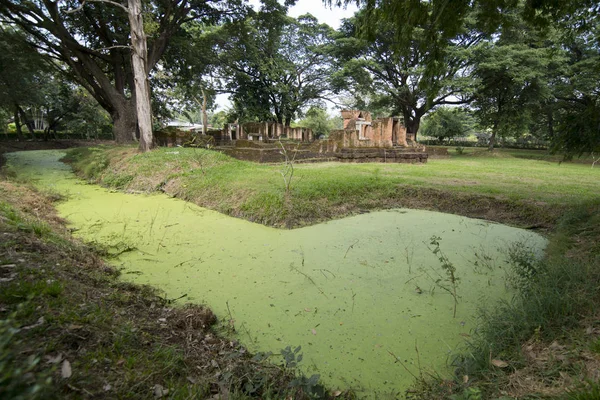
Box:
(0, 177), (349, 399)
(64, 146), (599, 230)
(408, 199), (600, 399)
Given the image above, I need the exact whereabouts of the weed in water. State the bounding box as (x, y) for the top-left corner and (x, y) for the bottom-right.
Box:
(470, 244), (496, 273)
(404, 241), (415, 274)
(280, 346), (327, 398)
(428, 235), (460, 318)
(505, 240), (540, 291)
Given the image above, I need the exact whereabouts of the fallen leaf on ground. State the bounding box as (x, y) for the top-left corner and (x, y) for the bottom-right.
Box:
(61, 359), (72, 378)
(154, 384), (168, 398)
(0, 273), (17, 282)
(45, 353), (63, 364)
(491, 359), (508, 368)
(22, 316), (45, 330)
(586, 326), (595, 335)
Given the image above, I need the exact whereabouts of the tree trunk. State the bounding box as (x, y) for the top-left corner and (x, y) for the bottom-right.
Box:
(111, 101), (138, 143)
(284, 116), (292, 127)
(201, 88), (208, 135)
(489, 119), (498, 151)
(17, 106), (36, 140)
(403, 113), (421, 143)
(547, 109), (554, 139)
(128, 0), (154, 152)
(13, 106), (24, 141)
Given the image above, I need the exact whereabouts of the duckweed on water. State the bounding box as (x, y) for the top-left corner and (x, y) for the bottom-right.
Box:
(6, 150), (547, 397)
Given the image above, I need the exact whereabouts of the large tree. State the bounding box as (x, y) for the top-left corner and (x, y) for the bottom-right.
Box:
(0, 0), (240, 147)
(209, 2), (335, 126)
(328, 0), (598, 44)
(547, 6), (600, 157)
(0, 27), (47, 140)
(471, 22), (553, 151)
(332, 13), (481, 139)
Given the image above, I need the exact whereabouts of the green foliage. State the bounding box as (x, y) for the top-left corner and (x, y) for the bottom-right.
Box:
(552, 100), (600, 159)
(452, 205), (600, 384)
(331, 11), (478, 136)
(505, 241), (540, 292)
(280, 345), (303, 369)
(0, 317), (52, 400)
(565, 383), (600, 400)
(280, 346), (326, 399)
(449, 387), (482, 400)
(294, 106), (340, 137)
(421, 107), (475, 142)
(0, 202), (51, 237)
(547, 15), (600, 157)
(209, 110), (230, 129)
(429, 236), (460, 318)
(471, 15), (553, 150)
(58, 88), (112, 139)
(332, 0), (596, 50)
(210, 9), (335, 125)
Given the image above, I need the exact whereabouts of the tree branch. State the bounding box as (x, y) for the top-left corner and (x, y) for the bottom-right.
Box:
(64, 0), (128, 14)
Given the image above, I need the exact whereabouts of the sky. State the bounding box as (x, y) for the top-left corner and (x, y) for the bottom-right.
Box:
(267, 0), (359, 30)
(215, 0), (359, 110)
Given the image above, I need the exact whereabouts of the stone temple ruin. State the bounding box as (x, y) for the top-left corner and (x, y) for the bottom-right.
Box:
(221, 122), (313, 142)
(154, 110), (427, 163)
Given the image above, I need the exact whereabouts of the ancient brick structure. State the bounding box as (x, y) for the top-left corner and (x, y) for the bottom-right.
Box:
(155, 110), (427, 163)
(221, 122), (313, 142)
(332, 110), (409, 148)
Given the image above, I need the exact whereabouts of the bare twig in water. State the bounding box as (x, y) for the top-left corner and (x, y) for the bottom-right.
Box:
(344, 239), (359, 259)
(351, 289), (356, 313)
(290, 263), (328, 299)
(240, 323), (255, 345)
(314, 268), (336, 279)
(415, 339), (422, 378)
(172, 259), (193, 269)
(388, 350), (420, 381)
(404, 242), (414, 274)
(167, 293), (187, 304)
(226, 301), (236, 332)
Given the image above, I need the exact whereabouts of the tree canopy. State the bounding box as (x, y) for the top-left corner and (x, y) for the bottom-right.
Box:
(0, 0), (243, 146)
(211, 5), (335, 126)
(331, 12), (480, 138)
(0, 0), (597, 156)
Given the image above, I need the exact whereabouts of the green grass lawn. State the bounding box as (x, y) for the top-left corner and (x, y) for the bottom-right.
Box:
(65, 145), (600, 229)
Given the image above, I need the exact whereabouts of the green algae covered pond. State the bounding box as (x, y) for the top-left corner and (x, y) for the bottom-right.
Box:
(6, 150), (547, 397)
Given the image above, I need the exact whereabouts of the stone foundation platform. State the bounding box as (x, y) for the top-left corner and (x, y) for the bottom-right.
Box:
(219, 143), (428, 164)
